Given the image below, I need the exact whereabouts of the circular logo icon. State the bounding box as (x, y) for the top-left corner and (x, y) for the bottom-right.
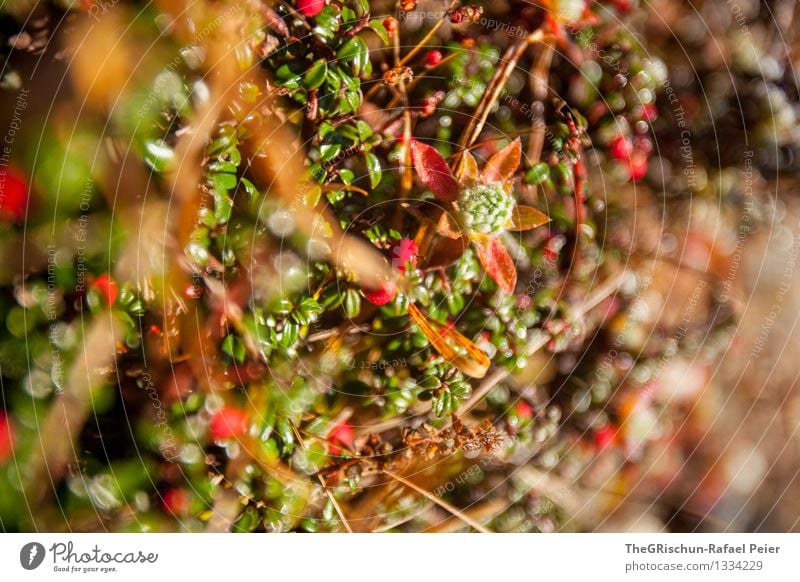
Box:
(19, 542), (45, 570)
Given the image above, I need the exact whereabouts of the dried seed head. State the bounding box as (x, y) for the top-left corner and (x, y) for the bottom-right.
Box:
(383, 66), (413, 86)
(399, 0), (417, 11)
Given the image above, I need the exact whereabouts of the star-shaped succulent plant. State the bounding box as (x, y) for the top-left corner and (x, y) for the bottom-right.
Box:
(410, 138), (550, 293)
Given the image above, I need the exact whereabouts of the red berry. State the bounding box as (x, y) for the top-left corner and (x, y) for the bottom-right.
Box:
(364, 279), (397, 306)
(209, 406), (248, 440)
(420, 97), (437, 117)
(0, 167), (29, 223)
(91, 274), (119, 306)
(184, 283), (204, 299)
(162, 488), (189, 515)
(514, 401), (533, 419)
(296, 0), (325, 17)
(392, 238), (419, 272)
(627, 151), (649, 181)
(612, 0), (633, 13)
(329, 421), (354, 454)
(609, 135), (633, 162)
(424, 50), (443, 68)
(383, 17), (398, 35)
(0, 413), (14, 463)
(594, 425), (616, 450)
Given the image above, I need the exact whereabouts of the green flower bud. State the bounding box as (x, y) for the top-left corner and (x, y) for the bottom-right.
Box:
(457, 183), (514, 235)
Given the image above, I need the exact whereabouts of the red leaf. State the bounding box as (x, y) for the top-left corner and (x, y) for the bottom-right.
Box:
(410, 140), (460, 201)
(481, 137), (521, 183)
(472, 235), (517, 293)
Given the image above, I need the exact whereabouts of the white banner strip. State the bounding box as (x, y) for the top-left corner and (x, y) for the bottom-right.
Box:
(1, 533), (798, 581)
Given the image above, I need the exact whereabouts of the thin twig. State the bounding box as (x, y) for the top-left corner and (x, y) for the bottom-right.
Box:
(372, 502), (433, 532)
(425, 498), (508, 533)
(456, 29), (547, 174)
(383, 469), (492, 533)
(526, 40), (554, 164)
(398, 0), (460, 67)
(290, 421), (354, 532)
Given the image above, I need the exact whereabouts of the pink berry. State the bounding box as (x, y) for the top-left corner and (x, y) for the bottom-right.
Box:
(91, 274), (119, 306)
(424, 50), (443, 68)
(636, 136), (653, 154)
(296, 0), (325, 17)
(392, 238), (419, 272)
(640, 103), (657, 122)
(364, 280), (397, 306)
(0, 167), (29, 223)
(209, 406), (248, 440)
(329, 421), (354, 454)
(609, 135), (633, 162)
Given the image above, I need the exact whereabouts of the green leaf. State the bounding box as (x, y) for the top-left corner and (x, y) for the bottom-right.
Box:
(320, 143), (342, 163)
(336, 123), (361, 143)
(272, 297), (294, 315)
(281, 322), (300, 347)
(304, 59), (328, 90)
(343, 89), (360, 114)
(208, 161), (237, 173)
(320, 284), (345, 310)
(337, 36), (368, 76)
(212, 172), (238, 192)
(213, 190), (233, 223)
(356, 120), (373, 141)
(341, 6), (356, 24)
(344, 288), (361, 318)
(365, 152), (381, 189)
(314, 5), (341, 39)
(339, 168), (354, 185)
(222, 334), (246, 363)
(277, 418), (295, 454)
(325, 67), (342, 93)
(240, 177), (259, 198)
(143, 139), (174, 173)
(368, 19), (389, 44)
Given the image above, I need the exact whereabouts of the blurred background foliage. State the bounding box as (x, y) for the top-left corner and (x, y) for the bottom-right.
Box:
(0, 0), (797, 532)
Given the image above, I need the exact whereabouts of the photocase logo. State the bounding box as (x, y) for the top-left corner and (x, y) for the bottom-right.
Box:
(19, 542), (46, 570)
